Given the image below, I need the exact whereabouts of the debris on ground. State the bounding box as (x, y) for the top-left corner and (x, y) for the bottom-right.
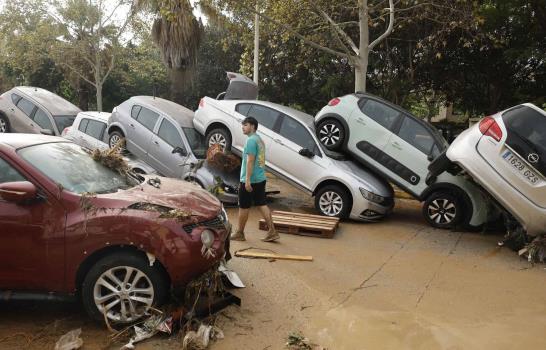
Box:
(119, 310), (172, 350)
(219, 261), (245, 288)
(182, 323), (224, 350)
(519, 234), (546, 262)
(286, 331), (325, 350)
(54, 328), (83, 350)
(235, 248), (313, 262)
(206, 144), (241, 172)
(147, 177), (162, 189)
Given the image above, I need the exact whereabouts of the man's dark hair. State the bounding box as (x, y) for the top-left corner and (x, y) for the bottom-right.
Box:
(242, 117), (258, 130)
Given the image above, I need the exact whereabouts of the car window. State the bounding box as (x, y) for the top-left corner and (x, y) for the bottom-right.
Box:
(16, 98), (36, 117)
(398, 116), (435, 155)
(33, 109), (54, 130)
(78, 118), (90, 132)
(11, 93), (21, 105)
(236, 103), (252, 116)
(360, 99), (401, 130)
(0, 157), (26, 184)
(131, 105), (142, 119)
(279, 116), (320, 154)
(85, 120), (106, 140)
(157, 119), (184, 148)
(53, 115), (76, 133)
(136, 107), (159, 131)
(246, 104), (280, 130)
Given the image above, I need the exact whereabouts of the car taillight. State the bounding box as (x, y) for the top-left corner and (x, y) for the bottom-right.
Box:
(328, 97), (341, 106)
(479, 116), (503, 142)
(199, 98), (205, 108)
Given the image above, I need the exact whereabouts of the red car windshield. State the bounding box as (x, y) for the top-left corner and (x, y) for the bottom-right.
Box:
(18, 142), (137, 194)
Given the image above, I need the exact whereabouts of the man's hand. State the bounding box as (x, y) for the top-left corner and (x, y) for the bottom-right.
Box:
(245, 182), (253, 192)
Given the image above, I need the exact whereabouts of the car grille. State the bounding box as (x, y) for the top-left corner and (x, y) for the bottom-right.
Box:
(183, 216), (225, 234)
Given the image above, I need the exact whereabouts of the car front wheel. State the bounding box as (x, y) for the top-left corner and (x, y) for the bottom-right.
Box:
(81, 252), (168, 325)
(0, 115), (10, 133)
(315, 185), (351, 219)
(108, 131), (125, 149)
(206, 128), (232, 152)
(422, 191), (463, 229)
(317, 119), (345, 151)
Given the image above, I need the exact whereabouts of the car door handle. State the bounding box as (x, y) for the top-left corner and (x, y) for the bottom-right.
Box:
(153, 140), (159, 146)
(10, 108), (14, 112)
(130, 123), (135, 128)
(357, 117), (366, 124)
(391, 142), (402, 150)
(274, 139), (284, 145)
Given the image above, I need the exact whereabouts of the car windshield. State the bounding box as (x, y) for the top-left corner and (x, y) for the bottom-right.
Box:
(183, 127), (207, 159)
(53, 115), (76, 133)
(18, 142), (140, 194)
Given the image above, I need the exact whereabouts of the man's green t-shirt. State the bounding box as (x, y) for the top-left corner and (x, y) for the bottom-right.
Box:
(240, 133), (266, 184)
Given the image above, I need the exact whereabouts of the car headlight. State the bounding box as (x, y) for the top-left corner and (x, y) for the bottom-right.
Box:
(219, 206), (229, 224)
(360, 187), (385, 204)
(201, 229), (215, 248)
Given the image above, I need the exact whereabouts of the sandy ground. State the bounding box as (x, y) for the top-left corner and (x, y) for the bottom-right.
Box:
(1, 177), (546, 349)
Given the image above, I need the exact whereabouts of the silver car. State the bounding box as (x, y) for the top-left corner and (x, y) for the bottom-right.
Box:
(107, 96), (239, 204)
(0, 86), (81, 135)
(194, 93), (394, 221)
(62, 111), (158, 175)
(430, 103), (546, 236)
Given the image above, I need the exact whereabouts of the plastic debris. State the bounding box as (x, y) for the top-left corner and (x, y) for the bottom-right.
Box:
(182, 324), (224, 350)
(218, 261), (245, 288)
(54, 328), (83, 350)
(120, 313), (172, 350)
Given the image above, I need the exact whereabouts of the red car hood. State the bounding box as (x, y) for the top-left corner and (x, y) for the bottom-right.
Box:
(98, 176), (221, 223)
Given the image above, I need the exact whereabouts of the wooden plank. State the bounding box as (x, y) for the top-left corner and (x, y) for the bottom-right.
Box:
(235, 250), (313, 261)
(272, 211), (339, 222)
(259, 218), (333, 231)
(259, 220), (335, 239)
(270, 215), (338, 228)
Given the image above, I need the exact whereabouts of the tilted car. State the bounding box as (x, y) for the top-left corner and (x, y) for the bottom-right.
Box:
(194, 94), (395, 221)
(0, 134), (230, 324)
(107, 96), (239, 204)
(428, 103), (546, 236)
(62, 111), (157, 175)
(0, 86), (81, 135)
(315, 92), (495, 229)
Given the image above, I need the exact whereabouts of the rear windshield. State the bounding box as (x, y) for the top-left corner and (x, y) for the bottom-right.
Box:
(502, 105), (546, 155)
(54, 115), (76, 133)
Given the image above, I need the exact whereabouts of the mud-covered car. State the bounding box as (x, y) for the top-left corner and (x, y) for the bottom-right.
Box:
(0, 134), (230, 324)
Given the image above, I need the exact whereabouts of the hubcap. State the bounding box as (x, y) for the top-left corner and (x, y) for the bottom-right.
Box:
(94, 266), (154, 323)
(209, 133), (227, 148)
(428, 199), (456, 225)
(0, 119), (6, 133)
(319, 191), (343, 216)
(110, 135), (121, 148)
(319, 124), (340, 146)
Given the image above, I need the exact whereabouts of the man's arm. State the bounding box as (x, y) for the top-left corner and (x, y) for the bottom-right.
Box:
(245, 154), (255, 190)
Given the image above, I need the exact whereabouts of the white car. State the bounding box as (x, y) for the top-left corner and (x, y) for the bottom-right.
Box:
(315, 92), (496, 229)
(194, 87), (395, 221)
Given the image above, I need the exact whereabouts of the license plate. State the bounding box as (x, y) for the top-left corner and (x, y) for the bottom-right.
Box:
(503, 150), (540, 185)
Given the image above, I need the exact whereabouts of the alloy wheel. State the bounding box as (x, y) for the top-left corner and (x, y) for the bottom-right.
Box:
(93, 266), (154, 323)
(109, 134), (121, 148)
(427, 198), (457, 225)
(319, 123), (340, 147)
(0, 119), (6, 133)
(209, 133), (227, 148)
(319, 191), (343, 216)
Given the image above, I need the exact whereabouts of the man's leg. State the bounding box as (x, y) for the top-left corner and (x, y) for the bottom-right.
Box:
(232, 183), (250, 241)
(257, 204), (279, 242)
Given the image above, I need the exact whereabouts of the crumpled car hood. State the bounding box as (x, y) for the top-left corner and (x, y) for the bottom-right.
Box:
(98, 176), (221, 222)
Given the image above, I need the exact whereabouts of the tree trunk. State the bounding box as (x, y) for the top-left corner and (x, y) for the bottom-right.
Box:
(354, 54), (368, 92)
(96, 82), (103, 112)
(357, 0), (369, 92)
(169, 67), (193, 105)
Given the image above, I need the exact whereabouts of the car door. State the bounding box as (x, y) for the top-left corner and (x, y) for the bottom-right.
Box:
(126, 105), (158, 159)
(384, 115), (439, 196)
(12, 96), (40, 133)
(147, 117), (189, 177)
(350, 98), (402, 171)
(272, 114), (326, 191)
(0, 156), (65, 291)
(33, 107), (56, 135)
(240, 104), (280, 173)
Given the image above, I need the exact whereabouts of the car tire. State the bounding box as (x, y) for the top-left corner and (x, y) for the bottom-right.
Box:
(0, 114), (10, 133)
(422, 191), (464, 229)
(108, 131), (125, 150)
(317, 119), (345, 151)
(315, 185), (351, 219)
(206, 128), (232, 152)
(81, 252), (168, 325)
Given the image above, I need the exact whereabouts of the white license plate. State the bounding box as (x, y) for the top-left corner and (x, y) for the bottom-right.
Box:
(503, 150), (540, 185)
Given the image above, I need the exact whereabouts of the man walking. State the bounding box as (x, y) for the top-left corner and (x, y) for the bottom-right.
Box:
(231, 117), (279, 242)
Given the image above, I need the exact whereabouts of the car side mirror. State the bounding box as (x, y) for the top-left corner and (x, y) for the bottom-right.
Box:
(172, 146), (188, 156)
(299, 148), (314, 158)
(40, 129), (54, 136)
(427, 154), (434, 162)
(0, 181), (38, 203)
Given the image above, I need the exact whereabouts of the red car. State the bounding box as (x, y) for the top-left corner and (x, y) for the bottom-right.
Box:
(0, 134), (230, 324)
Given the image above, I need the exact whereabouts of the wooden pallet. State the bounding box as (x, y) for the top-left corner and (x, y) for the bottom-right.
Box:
(259, 211), (340, 238)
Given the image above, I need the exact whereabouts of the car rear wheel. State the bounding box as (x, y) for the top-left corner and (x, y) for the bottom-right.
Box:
(206, 128), (232, 152)
(315, 185), (351, 219)
(108, 131), (125, 150)
(0, 115), (10, 133)
(317, 119), (345, 151)
(81, 252), (168, 325)
(423, 191), (463, 229)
